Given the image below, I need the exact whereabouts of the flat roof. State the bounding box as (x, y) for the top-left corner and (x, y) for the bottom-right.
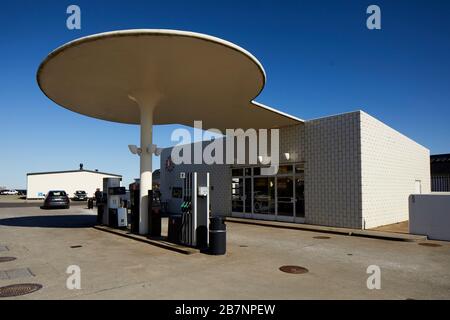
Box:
(37, 29), (303, 130)
(27, 169), (122, 177)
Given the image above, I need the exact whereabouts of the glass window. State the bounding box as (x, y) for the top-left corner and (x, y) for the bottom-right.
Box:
(253, 167), (271, 176)
(253, 177), (275, 214)
(231, 178), (244, 212)
(244, 168), (252, 176)
(245, 178), (252, 213)
(278, 165), (293, 175)
(295, 179), (305, 218)
(277, 177), (294, 217)
(232, 168), (244, 177)
(295, 164), (305, 173)
(48, 191), (66, 196)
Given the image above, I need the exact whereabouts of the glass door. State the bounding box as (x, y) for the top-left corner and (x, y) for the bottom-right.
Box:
(231, 164), (305, 223)
(244, 177), (252, 218)
(276, 176), (294, 221)
(294, 165), (305, 222)
(253, 176), (275, 220)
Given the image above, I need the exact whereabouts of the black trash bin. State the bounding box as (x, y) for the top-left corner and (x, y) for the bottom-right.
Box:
(209, 216), (226, 255)
(168, 215), (183, 244)
(109, 208), (118, 228)
(149, 208), (162, 237)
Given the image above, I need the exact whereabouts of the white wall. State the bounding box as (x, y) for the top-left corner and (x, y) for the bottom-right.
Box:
(409, 193), (450, 241)
(360, 112), (431, 229)
(27, 171), (121, 199)
(304, 112), (362, 228)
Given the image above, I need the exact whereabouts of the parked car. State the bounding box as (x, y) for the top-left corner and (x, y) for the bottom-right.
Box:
(0, 189), (19, 195)
(73, 190), (88, 201)
(42, 190), (70, 209)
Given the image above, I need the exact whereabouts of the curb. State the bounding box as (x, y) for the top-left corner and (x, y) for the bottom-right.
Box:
(226, 217), (427, 241)
(93, 225), (199, 255)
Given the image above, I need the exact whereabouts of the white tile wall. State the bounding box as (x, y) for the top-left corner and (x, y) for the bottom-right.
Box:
(360, 111), (430, 229)
(304, 112), (362, 228)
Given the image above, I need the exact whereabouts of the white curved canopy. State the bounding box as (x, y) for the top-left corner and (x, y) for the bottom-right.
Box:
(37, 29), (302, 130)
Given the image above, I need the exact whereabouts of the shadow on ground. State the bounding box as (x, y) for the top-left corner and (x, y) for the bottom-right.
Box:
(0, 215), (96, 228)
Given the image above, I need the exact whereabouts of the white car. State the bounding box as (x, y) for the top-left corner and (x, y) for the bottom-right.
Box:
(1, 189), (19, 195)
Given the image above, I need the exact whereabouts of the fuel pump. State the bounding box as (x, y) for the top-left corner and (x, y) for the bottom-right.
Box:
(102, 177), (127, 228)
(178, 172), (210, 248)
(129, 180), (140, 234)
(108, 186), (127, 228)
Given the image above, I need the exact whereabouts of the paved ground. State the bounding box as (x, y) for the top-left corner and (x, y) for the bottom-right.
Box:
(371, 221), (409, 234)
(0, 206), (449, 300)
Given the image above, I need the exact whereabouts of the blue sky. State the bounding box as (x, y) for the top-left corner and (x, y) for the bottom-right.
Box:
(1, 0), (449, 188)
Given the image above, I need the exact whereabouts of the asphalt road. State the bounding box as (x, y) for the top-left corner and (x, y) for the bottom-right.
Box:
(0, 201), (87, 208)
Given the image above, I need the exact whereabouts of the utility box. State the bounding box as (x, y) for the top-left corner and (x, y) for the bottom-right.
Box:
(117, 208), (127, 228)
(409, 193), (450, 241)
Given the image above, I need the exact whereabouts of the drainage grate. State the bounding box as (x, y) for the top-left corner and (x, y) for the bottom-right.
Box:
(0, 284), (42, 298)
(0, 257), (17, 263)
(239, 245), (248, 248)
(70, 245), (83, 249)
(418, 242), (442, 248)
(279, 265), (309, 274)
(313, 236), (331, 239)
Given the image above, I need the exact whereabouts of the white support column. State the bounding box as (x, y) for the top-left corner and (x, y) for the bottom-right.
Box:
(192, 172), (198, 246)
(129, 91), (160, 235)
(139, 105), (154, 235)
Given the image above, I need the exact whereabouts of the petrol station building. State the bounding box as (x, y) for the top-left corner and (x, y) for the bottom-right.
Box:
(160, 110), (430, 230)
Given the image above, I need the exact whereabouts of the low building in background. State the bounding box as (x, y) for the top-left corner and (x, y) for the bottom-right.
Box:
(26, 168), (122, 199)
(431, 154), (450, 192)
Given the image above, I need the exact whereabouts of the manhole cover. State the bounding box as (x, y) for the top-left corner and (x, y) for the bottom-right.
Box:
(0, 257), (16, 263)
(279, 265), (309, 274)
(418, 243), (442, 247)
(0, 283), (42, 298)
(313, 236), (330, 239)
